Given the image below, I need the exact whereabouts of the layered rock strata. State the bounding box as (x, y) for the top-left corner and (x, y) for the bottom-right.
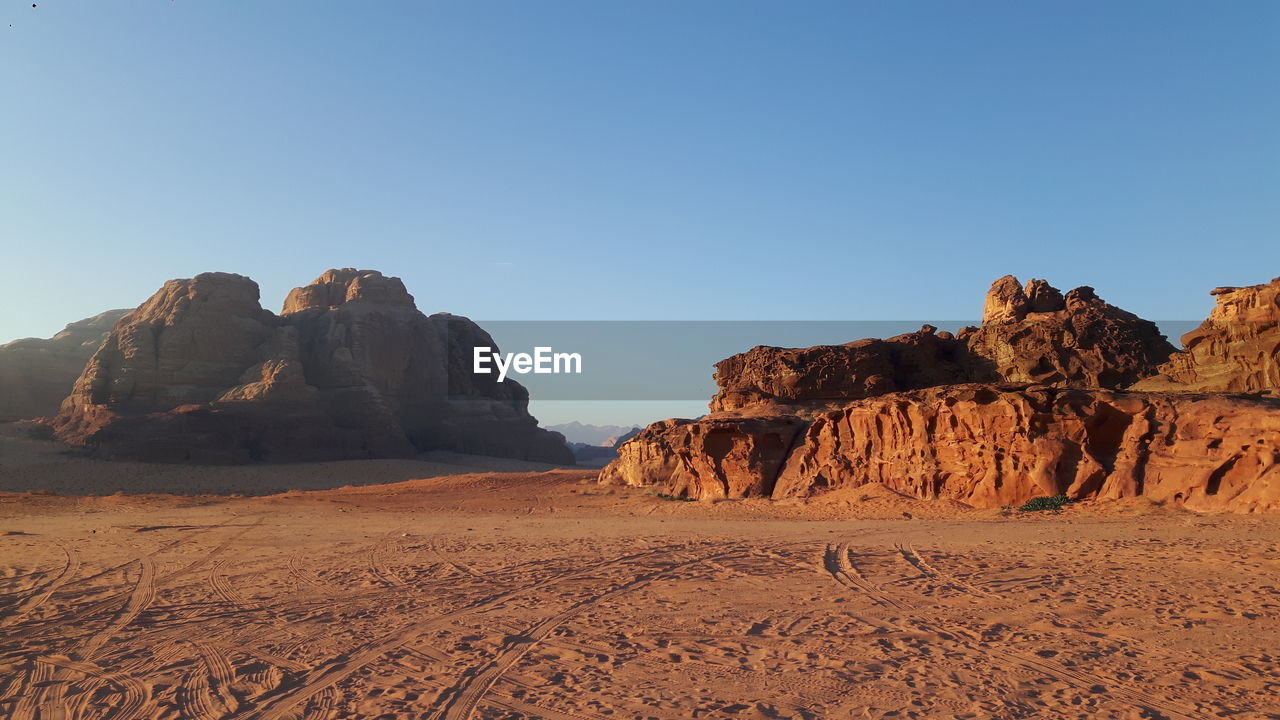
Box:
(1132, 277), (1280, 394)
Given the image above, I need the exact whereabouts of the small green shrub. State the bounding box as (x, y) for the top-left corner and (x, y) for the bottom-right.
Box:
(1017, 495), (1075, 513)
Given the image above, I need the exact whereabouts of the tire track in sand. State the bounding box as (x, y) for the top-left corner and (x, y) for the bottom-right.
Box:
(431, 548), (747, 720)
(1, 542), (81, 627)
(4, 515), (264, 642)
(828, 538), (1208, 720)
(236, 543), (693, 720)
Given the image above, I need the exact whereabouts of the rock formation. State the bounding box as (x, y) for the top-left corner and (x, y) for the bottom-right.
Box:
(601, 416), (809, 499)
(775, 384), (1280, 512)
(602, 275), (1280, 513)
(1132, 277), (1280, 394)
(0, 309), (129, 422)
(709, 326), (973, 416)
(707, 277), (1174, 420)
(607, 384), (1280, 512)
(964, 276), (1177, 389)
(51, 269), (573, 464)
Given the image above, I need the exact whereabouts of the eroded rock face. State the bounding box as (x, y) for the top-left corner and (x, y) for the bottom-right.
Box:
(600, 416), (808, 499)
(1132, 277), (1280, 394)
(708, 277), (1174, 420)
(608, 384), (1280, 512)
(51, 269), (573, 464)
(60, 273), (279, 414)
(709, 326), (974, 416)
(281, 268), (415, 314)
(602, 275), (1279, 513)
(774, 384), (1279, 511)
(0, 309), (129, 422)
(280, 271), (573, 463)
(965, 276), (1177, 389)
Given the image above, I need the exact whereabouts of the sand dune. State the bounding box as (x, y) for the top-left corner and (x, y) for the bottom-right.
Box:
(2, 458), (1278, 719)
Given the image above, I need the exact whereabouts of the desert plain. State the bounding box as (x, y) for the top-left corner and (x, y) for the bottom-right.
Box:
(2, 425), (1278, 720)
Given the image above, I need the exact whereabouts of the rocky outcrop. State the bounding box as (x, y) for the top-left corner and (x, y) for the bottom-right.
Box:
(0, 309), (129, 422)
(707, 277), (1174, 419)
(603, 275), (1279, 513)
(607, 384), (1280, 513)
(964, 276), (1177, 389)
(1132, 277), (1280, 394)
(775, 384), (1280, 512)
(51, 269), (573, 464)
(710, 326), (975, 416)
(601, 416), (809, 499)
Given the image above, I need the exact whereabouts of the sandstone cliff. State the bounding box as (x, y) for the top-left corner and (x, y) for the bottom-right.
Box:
(51, 269), (573, 464)
(1132, 277), (1280, 394)
(0, 309), (129, 422)
(606, 384), (1280, 512)
(602, 275), (1279, 513)
(775, 384), (1279, 513)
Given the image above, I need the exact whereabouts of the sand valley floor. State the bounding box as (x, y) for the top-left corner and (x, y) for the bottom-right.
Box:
(1, 458), (1279, 720)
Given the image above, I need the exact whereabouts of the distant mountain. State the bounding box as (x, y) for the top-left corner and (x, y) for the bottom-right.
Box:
(544, 422), (639, 446)
(567, 427), (643, 467)
(0, 309), (130, 422)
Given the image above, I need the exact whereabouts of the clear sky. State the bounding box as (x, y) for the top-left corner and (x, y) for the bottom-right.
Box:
(2, 0), (1277, 345)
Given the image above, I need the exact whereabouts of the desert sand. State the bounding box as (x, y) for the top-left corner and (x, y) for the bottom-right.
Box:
(2, 427), (1279, 720)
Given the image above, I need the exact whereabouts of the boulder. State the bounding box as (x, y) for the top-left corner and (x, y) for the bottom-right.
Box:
(1132, 277), (1280, 394)
(0, 309), (129, 422)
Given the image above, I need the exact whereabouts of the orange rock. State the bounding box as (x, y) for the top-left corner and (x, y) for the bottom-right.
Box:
(709, 326), (972, 416)
(1133, 277), (1280, 394)
(965, 277), (1177, 389)
(607, 384), (1280, 512)
(602, 276), (1278, 513)
(775, 384), (1280, 512)
(600, 416), (808, 499)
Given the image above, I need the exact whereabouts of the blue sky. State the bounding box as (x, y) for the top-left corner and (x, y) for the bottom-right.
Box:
(2, 0), (1277, 346)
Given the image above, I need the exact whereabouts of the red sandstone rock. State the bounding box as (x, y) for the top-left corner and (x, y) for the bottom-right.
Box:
(709, 326), (971, 416)
(0, 309), (129, 422)
(600, 416), (808, 499)
(606, 384), (1280, 512)
(281, 267), (415, 314)
(965, 276), (1176, 389)
(708, 277), (1174, 420)
(1132, 277), (1280, 394)
(601, 275), (1278, 513)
